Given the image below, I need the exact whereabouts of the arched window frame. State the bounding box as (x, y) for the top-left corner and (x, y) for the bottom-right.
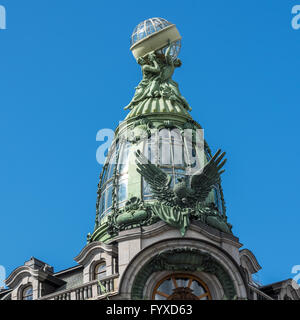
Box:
(152, 273), (212, 300)
(21, 284), (33, 300)
(93, 261), (107, 281)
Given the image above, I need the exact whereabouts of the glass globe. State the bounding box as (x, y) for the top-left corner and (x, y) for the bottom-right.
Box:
(155, 40), (181, 60)
(130, 18), (181, 60)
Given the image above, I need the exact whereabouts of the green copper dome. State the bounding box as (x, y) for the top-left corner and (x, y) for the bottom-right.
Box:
(125, 97), (192, 120)
(88, 21), (231, 244)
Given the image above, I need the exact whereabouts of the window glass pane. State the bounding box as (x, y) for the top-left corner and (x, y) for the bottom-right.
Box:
(96, 264), (105, 273)
(158, 279), (173, 295)
(176, 277), (189, 288)
(94, 263), (106, 280)
(118, 142), (130, 174)
(22, 286), (33, 300)
(190, 280), (205, 296)
(186, 145), (197, 168)
(142, 178), (152, 197)
(99, 165), (107, 187)
(99, 192), (106, 218)
(118, 182), (127, 203)
(160, 139), (172, 166)
(175, 168), (185, 175)
(153, 275), (210, 300)
(170, 128), (182, 142)
(214, 185), (223, 214)
(143, 142), (158, 164)
(159, 128), (170, 139)
(155, 294), (166, 300)
(107, 153), (116, 181)
(173, 143), (184, 167)
(106, 185), (113, 209)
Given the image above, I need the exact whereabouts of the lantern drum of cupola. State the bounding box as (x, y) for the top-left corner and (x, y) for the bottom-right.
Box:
(91, 18), (231, 244)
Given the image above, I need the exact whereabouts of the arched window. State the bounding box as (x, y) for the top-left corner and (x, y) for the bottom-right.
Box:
(22, 285), (33, 300)
(152, 274), (211, 300)
(93, 262), (106, 280)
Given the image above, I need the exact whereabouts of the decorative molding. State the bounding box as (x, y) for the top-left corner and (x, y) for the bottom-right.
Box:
(239, 249), (262, 274)
(74, 241), (117, 266)
(131, 247), (236, 299)
(118, 238), (248, 300)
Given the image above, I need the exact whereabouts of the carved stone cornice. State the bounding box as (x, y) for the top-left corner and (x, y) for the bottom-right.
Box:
(131, 247), (236, 300)
(239, 249), (262, 274)
(74, 241), (118, 266)
(5, 265), (65, 289)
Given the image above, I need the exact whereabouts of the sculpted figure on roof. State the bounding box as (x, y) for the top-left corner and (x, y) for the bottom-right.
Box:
(124, 41), (191, 112)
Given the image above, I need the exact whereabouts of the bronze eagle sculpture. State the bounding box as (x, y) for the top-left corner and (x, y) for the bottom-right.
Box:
(135, 149), (226, 209)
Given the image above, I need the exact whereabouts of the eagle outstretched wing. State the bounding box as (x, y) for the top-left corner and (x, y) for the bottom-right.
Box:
(135, 150), (175, 206)
(190, 149), (226, 203)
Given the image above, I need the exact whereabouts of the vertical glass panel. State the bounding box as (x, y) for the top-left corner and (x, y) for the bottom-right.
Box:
(118, 182), (127, 203)
(172, 143), (184, 167)
(118, 142), (130, 174)
(160, 140), (172, 166)
(184, 143), (197, 169)
(214, 185), (223, 215)
(142, 178), (152, 198)
(144, 142), (158, 164)
(100, 166), (107, 187)
(170, 128), (182, 142)
(143, 131), (158, 164)
(159, 129), (171, 166)
(99, 192), (106, 216)
(159, 128), (170, 139)
(106, 185), (113, 209)
(107, 152), (116, 181)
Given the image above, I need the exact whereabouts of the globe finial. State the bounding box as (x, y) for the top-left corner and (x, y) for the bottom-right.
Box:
(130, 17), (181, 60)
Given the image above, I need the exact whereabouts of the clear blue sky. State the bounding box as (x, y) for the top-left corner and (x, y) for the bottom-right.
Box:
(0, 0), (299, 287)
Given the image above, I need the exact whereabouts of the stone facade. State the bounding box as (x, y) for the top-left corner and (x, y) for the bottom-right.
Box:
(1, 219), (299, 300)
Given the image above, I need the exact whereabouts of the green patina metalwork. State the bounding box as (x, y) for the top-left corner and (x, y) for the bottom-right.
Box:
(88, 37), (232, 244)
(95, 162), (108, 230)
(106, 197), (158, 237)
(134, 148), (228, 236)
(124, 42), (191, 114)
(130, 247), (237, 300)
(150, 204), (190, 236)
(88, 197), (232, 244)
